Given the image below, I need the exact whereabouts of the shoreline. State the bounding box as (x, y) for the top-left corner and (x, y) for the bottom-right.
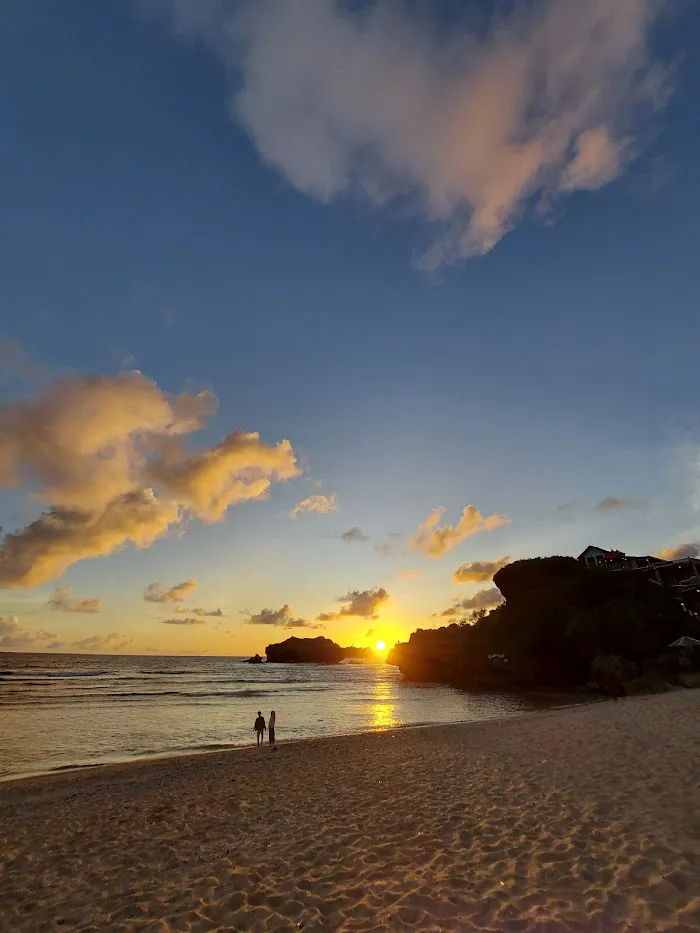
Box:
(1, 691), (597, 786)
(4, 690), (699, 931)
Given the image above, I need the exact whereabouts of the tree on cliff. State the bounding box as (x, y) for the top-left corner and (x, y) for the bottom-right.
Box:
(392, 556), (695, 689)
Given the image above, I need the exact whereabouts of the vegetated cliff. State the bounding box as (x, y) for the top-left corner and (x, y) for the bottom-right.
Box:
(388, 556), (699, 695)
(265, 636), (345, 664)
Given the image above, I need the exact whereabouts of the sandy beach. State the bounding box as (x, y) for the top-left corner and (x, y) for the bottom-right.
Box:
(2, 691), (700, 933)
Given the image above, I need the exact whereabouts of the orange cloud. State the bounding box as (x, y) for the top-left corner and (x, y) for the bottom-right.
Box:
(0, 615), (61, 650)
(289, 493), (338, 518)
(0, 371), (300, 587)
(71, 633), (135, 652)
(394, 568), (422, 581)
(47, 585), (102, 614)
(452, 557), (511, 584)
(656, 542), (700, 561)
(144, 579), (197, 603)
(409, 506), (509, 558)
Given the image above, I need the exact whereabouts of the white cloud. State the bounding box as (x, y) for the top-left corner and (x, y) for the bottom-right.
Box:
(144, 579), (197, 603)
(409, 506), (509, 558)
(289, 493), (338, 518)
(0, 371), (299, 587)
(47, 585), (102, 614)
(154, 0), (670, 266)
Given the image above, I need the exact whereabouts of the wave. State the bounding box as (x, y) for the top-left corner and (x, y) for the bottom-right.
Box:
(0, 670), (107, 679)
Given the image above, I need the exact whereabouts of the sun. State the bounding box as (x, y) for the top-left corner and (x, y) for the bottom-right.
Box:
(375, 640), (387, 652)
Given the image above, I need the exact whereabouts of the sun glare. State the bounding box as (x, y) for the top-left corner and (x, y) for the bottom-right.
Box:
(375, 640), (387, 652)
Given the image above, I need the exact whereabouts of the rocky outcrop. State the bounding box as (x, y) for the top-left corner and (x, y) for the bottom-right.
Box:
(265, 636), (345, 664)
(245, 654), (264, 664)
(678, 672), (700, 689)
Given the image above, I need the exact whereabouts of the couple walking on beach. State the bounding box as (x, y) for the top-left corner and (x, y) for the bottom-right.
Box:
(254, 710), (276, 748)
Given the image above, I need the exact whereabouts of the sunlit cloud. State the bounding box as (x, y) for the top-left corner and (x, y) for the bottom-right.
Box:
(71, 632), (135, 652)
(595, 496), (649, 512)
(436, 585), (504, 618)
(452, 557), (511, 584)
(317, 587), (389, 621)
(0, 615), (62, 650)
(341, 526), (369, 544)
(289, 493), (338, 518)
(394, 568), (423, 581)
(656, 542), (700, 561)
(243, 604), (317, 628)
(175, 606), (224, 617)
(47, 585), (102, 614)
(160, 616), (206, 626)
(0, 371), (299, 587)
(409, 506), (509, 558)
(154, 0), (670, 267)
(144, 579), (197, 603)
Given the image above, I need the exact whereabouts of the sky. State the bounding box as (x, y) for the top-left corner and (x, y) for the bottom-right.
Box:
(1, 0), (700, 656)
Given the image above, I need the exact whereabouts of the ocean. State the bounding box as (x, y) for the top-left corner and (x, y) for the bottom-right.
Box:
(0, 652), (538, 780)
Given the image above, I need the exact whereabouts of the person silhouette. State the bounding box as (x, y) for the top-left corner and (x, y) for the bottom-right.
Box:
(269, 710), (276, 747)
(254, 710), (266, 746)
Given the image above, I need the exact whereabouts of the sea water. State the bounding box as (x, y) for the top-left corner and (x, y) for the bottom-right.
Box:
(0, 652), (536, 779)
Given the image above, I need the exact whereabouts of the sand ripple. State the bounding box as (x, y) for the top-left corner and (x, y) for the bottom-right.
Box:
(2, 691), (700, 931)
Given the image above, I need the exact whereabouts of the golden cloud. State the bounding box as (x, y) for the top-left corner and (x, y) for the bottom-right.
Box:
(656, 542), (700, 561)
(452, 557), (511, 584)
(409, 506), (509, 558)
(0, 371), (300, 587)
(47, 585), (102, 614)
(288, 493), (338, 518)
(144, 579), (197, 603)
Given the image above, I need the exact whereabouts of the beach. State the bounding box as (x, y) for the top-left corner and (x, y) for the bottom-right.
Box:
(2, 691), (700, 933)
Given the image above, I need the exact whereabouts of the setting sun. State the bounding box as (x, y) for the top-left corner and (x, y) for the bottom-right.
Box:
(375, 640), (387, 652)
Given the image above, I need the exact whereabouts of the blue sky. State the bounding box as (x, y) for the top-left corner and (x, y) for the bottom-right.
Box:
(1, 0), (700, 655)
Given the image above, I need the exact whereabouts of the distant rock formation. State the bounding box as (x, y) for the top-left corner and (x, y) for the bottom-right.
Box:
(265, 636), (345, 664)
(245, 654), (264, 664)
(341, 646), (373, 660)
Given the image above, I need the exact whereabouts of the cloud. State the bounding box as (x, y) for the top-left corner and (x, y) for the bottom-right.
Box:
(175, 606), (224, 617)
(0, 371), (299, 587)
(243, 604), (316, 628)
(160, 616), (206, 626)
(452, 557), (511, 584)
(317, 587), (389, 621)
(0, 615), (62, 650)
(365, 628), (376, 639)
(341, 526), (370, 544)
(437, 586), (504, 619)
(656, 542), (700, 561)
(47, 585), (102, 614)
(409, 506), (509, 558)
(557, 500), (579, 522)
(375, 542), (396, 557)
(144, 579), (197, 603)
(461, 587), (504, 611)
(394, 567), (423, 581)
(595, 496), (649, 512)
(155, 0), (670, 267)
(70, 633), (135, 652)
(289, 493), (338, 518)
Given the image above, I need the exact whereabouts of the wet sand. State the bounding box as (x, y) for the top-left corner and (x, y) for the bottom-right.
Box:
(2, 690), (700, 932)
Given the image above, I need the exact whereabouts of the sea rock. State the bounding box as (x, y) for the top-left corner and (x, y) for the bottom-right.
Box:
(245, 654), (264, 664)
(265, 636), (345, 665)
